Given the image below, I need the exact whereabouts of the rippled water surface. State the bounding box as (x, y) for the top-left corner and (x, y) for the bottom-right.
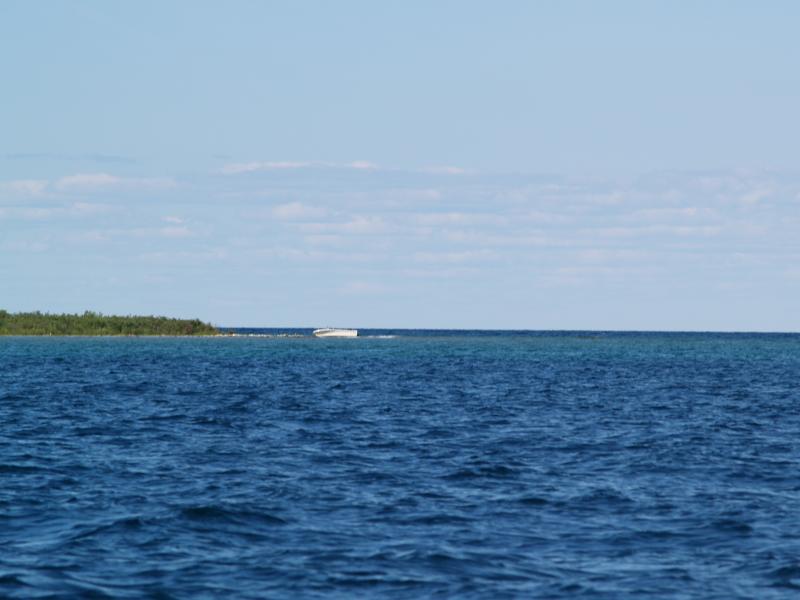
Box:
(2, 331), (800, 598)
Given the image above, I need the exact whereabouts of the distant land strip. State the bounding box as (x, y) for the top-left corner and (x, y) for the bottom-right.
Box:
(0, 310), (218, 336)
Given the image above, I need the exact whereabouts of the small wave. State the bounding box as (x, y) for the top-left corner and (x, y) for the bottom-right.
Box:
(142, 413), (187, 422)
(0, 463), (45, 474)
(69, 516), (147, 541)
(73, 426), (112, 437)
(402, 514), (474, 526)
(419, 427), (454, 439)
(444, 465), (517, 480)
(770, 564), (800, 589)
(517, 496), (549, 506)
(0, 574), (26, 586)
(179, 505), (287, 526)
(566, 487), (635, 508)
(707, 518), (753, 535)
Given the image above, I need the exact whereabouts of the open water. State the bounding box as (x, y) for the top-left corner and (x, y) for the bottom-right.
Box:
(1, 330), (800, 598)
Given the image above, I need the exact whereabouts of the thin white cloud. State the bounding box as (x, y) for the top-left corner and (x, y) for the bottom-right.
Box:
(299, 216), (386, 235)
(219, 160), (471, 176)
(589, 225), (722, 238)
(57, 173), (120, 188)
(583, 191), (626, 206)
(55, 173), (176, 190)
(0, 179), (48, 196)
(624, 207), (716, 222)
(138, 249), (228, 263)
(401, 266), (479, 279)
(271, 202), (327, 220)
(421, 166), (467, 175)
(347, 160), (378, 170)
(338, 281), (389, 295)
(70, 202), (112, 215)
(342, 216), (386, 234)
(403, 188), (442, 201)
(575, 249), (650, 264)
(219, 160), (379, 175)
(519, 210), (572, 225)
(69, 230), (111, 243)
(413, 249), (498, 264)
(0, 202), (112, 220)
(220, 161), (313, 174)
(739, 188), (772, 205)
(442, 231), (561, 247)
(68, 225), (194, 242)
(3, 239), (50, 252)
(303, 234), (345, 246)
(162, 216), (184, 224)
(248, 246), (380, 264)
(413, 212), (507, 226)
(158, 226), (192, 238)
(11, 207), (55, 219)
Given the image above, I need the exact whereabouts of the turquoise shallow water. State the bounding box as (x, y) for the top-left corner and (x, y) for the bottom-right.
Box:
(1, 331), (800, 598)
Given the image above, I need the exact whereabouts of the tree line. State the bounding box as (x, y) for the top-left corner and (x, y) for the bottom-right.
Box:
(0, 310), (219, 336)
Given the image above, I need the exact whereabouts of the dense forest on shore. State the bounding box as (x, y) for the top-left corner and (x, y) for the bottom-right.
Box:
(0, 310), (219, 336)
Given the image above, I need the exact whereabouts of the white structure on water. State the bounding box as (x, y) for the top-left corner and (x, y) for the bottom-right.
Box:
(312, 328), (358, 338)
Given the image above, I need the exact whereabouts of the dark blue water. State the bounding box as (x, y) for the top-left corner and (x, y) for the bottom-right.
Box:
(2, 331), (800, 598)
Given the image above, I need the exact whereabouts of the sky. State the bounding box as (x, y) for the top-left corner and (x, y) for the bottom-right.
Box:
(1, 1), (799, 330)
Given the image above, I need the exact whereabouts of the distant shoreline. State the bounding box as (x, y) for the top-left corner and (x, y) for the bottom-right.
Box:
(0, 310), (218, 336)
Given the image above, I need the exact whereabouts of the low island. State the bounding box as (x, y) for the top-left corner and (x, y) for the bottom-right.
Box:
(0, 310), (219, 336)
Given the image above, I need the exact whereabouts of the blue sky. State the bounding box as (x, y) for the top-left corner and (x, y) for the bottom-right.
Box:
(2, 1), (799, 330)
